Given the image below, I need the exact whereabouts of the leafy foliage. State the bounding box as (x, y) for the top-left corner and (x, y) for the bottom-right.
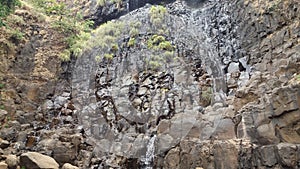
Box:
(28, 0), (94, 60)
(149, 5), (168, 33)
(88, 21), (124, 61)
(147, 34), (174, 51)
(0, 0), (21, 26)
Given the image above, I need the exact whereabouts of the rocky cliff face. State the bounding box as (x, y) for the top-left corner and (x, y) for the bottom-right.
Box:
(71, 0), (300, 168)
(0, 0), (299, 168)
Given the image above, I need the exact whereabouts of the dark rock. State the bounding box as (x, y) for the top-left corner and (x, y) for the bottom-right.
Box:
(0, 110), (8, 122)
(0, 139), (9, 149)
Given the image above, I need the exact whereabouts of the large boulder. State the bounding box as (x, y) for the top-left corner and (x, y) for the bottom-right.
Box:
(0, 162), (7, 169)
(20, 152), (59, 169)
(5, 155), (18, 169)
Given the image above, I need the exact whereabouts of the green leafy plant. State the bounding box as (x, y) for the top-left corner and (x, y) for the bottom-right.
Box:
(149, 5), (168, 32)
(200, 87), (212, 107)
(0, 0), (21, 26)
(127, 37), (136, 47)
(296, 74), (300, 81)
(9, 29), (24, 42)
(87, 21), (124, 61)
(28, 0), (94, 60)
(147, 34), (174, 51)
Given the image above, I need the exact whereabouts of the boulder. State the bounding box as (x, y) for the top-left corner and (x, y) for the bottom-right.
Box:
(0, 162), (7, 169)
(276, 143), (298, 167)
(0, 139), (9, 149)
(62, 163), (79, 169)
(5, 155), (18, 169)
(0, 110), (8, 122)
(20, 152), (59, 169)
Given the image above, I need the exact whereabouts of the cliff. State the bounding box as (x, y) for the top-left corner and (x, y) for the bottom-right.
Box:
(0, 0), (299, 168)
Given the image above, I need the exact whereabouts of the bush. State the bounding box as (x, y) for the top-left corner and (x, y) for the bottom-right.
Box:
(0, 0), (21, 26)
(127, 37), (135, 47)
(28, 0), (94, 60)
(149, 5), (167, 31)
(147, 34), (174, 51)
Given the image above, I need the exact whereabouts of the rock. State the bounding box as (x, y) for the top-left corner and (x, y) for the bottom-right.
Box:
(42, 99), (54, 110)
(211, 118), (236, 139)
(256, 123), (279, 144)
(238, 56), (250, 72)
(52, 143), (76, 165)
(20, 152), (59, 169)
(53, 96), (69, 109)
(0, 162), (8, 169)
(0, 139), (10, 149)
(259, 146), (277, 167)
(0, 110), (8, 122)
(5, 155), (18, 169)
(276, 143), (298, 167)
(238, 71), (249, 87)
(163, 147), (180, 168)
(62, 163), (79, 169)
(227, 62), (240, 73)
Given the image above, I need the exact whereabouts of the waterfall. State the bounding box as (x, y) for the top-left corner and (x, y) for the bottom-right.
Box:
(141, 135), (157, 169)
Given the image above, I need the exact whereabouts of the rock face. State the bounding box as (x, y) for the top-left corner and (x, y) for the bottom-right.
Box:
(0, 0), (299, 168)
(71, 0), (300, 168)
(20, 152), (59, 169)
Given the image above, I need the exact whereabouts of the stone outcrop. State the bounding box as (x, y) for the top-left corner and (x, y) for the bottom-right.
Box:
(0, 0), (299, 168)
(71, 0), (300, 168)
(20, 152), (59, 169)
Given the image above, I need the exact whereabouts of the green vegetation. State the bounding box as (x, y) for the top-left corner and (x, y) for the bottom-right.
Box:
(149, 5), (167, 25)
(200, 87), (212, 106)
(296, 74), (300, 81)
(28, 0), (94, 60)
(88, 21), (124, 61)
(267, 0), (282, 12)
(127, 37), (136, 47)
(149, 5), (168, 33)
(0, 0), (21, 26)
(9, 29), (24, 42)
(147, 34), (174, 51)
(148, 55), (163, 70)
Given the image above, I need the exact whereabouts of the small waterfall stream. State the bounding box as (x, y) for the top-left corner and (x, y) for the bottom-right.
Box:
(141, 135), (157, 169)
(71, 0), (233, 167)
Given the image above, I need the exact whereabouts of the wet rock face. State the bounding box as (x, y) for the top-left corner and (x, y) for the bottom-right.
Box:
(70, 0), (300, 168)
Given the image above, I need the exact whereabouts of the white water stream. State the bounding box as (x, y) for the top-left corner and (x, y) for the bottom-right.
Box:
(141, 135), (157, 169)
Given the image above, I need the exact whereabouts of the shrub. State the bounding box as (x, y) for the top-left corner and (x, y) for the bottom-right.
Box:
(0, 0), (21, 26)
(28, 0), (94, 60)
(87, 21), (124, 61)
(149, 5), (167, 31)
(9, 29), (24, 43)
(127, 37), (136, 47)
(147, 34), (174, 51)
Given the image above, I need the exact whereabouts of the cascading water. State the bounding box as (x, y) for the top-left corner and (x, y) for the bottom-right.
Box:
(141, 135), (156, 169)
(71, 0), (232, 167)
